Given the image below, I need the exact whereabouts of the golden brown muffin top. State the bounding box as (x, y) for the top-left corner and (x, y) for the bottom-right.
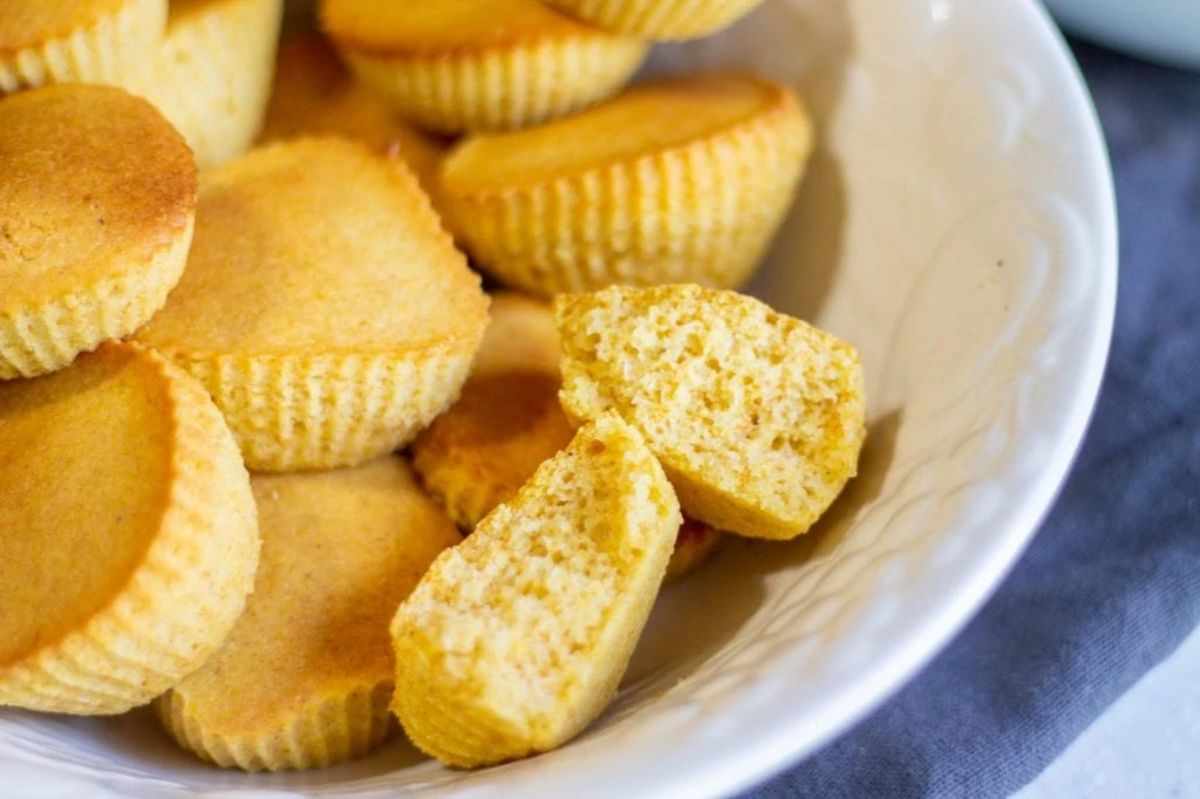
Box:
(134, 137), (487, 356)
(0, 0), (130, 50)
(0, 85), (197, 313)
(320, 0), (601, 56)
(259, 36), (443, 186)
(171, 457), (460, 733)
(0, 344), (181, 666)
(444, 74), (793, 193)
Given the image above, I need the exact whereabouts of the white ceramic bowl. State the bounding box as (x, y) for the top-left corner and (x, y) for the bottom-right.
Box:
(0, 0), (1117, 796)
(1044, 0), (1200, 69)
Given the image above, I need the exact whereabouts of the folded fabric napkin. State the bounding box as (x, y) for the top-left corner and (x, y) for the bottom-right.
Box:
(747, 41), (1200, 798)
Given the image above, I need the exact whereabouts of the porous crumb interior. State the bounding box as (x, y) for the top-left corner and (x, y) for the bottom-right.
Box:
(396, 415), (673, 733)
(558, 284), (865, 530)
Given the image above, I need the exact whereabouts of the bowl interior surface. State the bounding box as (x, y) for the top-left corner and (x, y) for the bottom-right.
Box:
(0, 0), (1116, 796)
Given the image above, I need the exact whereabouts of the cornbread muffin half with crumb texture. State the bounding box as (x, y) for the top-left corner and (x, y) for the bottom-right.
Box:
(543, 0), (767, 40)
(0, 341), (259, 715)
(0, 0), (167, 94)
(134, 137), (488, 472)
(0, 84), (196, 380)
(556, 284), (865, 541)
(258, 36), (447, 220)
(320, 0), (648, 134)
(142, 0), (284, 170)
(155, 457), (460, 772)
(392, 414), (681, 767)
(442, 74), (813, 297)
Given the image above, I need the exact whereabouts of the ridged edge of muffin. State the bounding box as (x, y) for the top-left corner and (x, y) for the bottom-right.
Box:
(0, 0), (167, 93)
(335, 35), (648, 134)
(0, 341), (260, 714)
(0, 218), (194, 380)
(443, 80), (813, 295)
(543, 0), (767, 40)
(154, 680), (394, 771)
(156, 343), (480, 472)
(143, 0), (283, 169)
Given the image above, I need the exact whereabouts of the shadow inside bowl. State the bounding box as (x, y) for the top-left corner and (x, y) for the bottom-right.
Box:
(619, 409), (903, 697)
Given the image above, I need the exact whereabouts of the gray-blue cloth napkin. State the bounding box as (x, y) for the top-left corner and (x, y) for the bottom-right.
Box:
(746, 42), (1200, 798)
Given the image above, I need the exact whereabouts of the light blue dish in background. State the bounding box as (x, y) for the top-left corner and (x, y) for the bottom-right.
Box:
(1045, 0), (1200, 69)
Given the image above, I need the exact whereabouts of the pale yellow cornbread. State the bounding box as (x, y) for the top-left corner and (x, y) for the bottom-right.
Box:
(557, 285), (865, 540)
(320, 0), (648, 134)
(143, 0), (284, 169)
(155, 457), (460, 771)
(0, 0), (167, 93)
(542, 0), (767, 40)
(392, 414), (681, 767)
(259, 36), (443, 196)
(0, 341), (259, 715)
(442, 74), (813, 296)
(0, 84), (196, 380)
(134, 137), (489, 472)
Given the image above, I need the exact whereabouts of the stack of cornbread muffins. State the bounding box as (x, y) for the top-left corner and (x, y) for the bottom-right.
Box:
(0, 0), (866, 773)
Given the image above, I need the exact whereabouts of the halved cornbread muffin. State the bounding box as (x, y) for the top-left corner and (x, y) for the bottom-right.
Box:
(411, 292), (722, 579)
(258, 35), (445, 210)
(557, 284), (866, 541)
(442, 74), (813, 296)
(0, 84), (196, 380)
(0, 0), (166, 94)
(542, 0), (767, 40)
(156, 457), (460, 771)
(143, 0), (284, 169)
(320, 0), (648, 134)
(134, 137), (488, 472)
(0, 342), (259, 715)
(392, 414), (680, 767)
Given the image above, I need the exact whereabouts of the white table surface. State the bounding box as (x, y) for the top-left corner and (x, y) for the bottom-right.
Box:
(1016, 624), (1200, 798)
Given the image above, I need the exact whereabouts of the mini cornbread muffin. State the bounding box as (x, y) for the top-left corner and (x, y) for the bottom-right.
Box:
(442, 74), (813, 297)
(143, 0), (284, 169)
(392, 414), (681, 767)
(259, 36), (444, 204)
(0, 0), (167, 94)
(412, 292), (572, 530)
(0, 342), (259, 715)
(156, 457), (460, 771)
(542, 0), (767, 40)
(134, 137), (489, 472)
(557, 285), (866, 541)
(0, 85), (196, 380)
(412, 292), (722, 579)
(319, 0), (649, 134)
